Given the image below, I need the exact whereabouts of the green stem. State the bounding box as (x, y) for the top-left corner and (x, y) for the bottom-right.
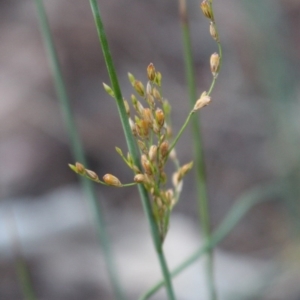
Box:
(7, 206), (36, 300)
(179, 1), (217, 299)
(89, 1), (176, 299)
(139, 182), (284, 300)
(217, 42), (223, 71)
(169, 111), (193, 155)
(121, 183), (137, 187)
(33, 1), (125, 299)
(207, 77), (216, 96)
(16, 258), (37, 300)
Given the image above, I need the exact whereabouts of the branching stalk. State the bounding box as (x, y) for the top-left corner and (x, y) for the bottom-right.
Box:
(33, 1), (125, 299)
(178, 1), (218, 299)
(89, 1), (176, 299)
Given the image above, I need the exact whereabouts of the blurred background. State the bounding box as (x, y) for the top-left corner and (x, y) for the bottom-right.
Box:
(0, 0), (300, 299)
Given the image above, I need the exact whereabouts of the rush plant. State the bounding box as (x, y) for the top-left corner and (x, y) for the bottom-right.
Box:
(69, 0), (222, 299)
(31, 0), (285, 300)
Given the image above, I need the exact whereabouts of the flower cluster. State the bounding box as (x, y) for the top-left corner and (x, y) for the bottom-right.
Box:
(117, 63), (194, 241)
(69, 60), (216, 241)
(70, 64), (197, 241)
(200, 0), (221, 79)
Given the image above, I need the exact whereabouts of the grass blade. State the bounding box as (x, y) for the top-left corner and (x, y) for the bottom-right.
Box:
(33, 1), (125, 299)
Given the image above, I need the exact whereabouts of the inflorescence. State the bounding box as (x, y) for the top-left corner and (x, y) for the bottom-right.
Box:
(70, 0), (221, 242)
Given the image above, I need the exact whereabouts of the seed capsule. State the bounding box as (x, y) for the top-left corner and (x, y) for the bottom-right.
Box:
(131, 94), (138, 106)
(160, 141), (169, 158)
(200, 0), (213, 20)
(169, 148), (177, 160)
(178, 161), (193, 179)
(136, 101), (144, 115)
(141, 154), (152, 175)
(103, 174), (122, 187)
(127, 152), (133, 167)
(134, 174), (145, 183)
(149, 145), (158, 162)
(103, 83), (115, 97)
(75, 162), (85, 174)
(152, 87), (161, 101)
(172, 172), (183, 193)
(147, 63), (156, 81)
(142, 108), (153, 123)
(86, 169), (99, 181)
(209, 22), (219, 41)
(210, 52), (220, 78)
(128, 118), (137, 136)
(164, 189), (174, 206)
(155, 71), (162, 86)
(146, 94), (155, 107)
(137, 140), (148, 153)
(134, 80), (145, 97)
(193, 92), (211, 111)
(136, 119), (150, 138)
(132, 165), (140, 174)
(128, 72), (135, 85)
(123, 99), (130, 116)
(155, 108), (165, 128)
(160, 171), (167, 184)
(146, 82), (152, 95)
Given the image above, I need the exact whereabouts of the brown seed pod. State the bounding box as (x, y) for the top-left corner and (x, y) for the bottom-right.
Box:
(75, 162), (85, 174)
(210, 52), (220, 77)
(103, 174), (122, 187)
(86, 169), (99, 181)
(134, 174), (145, 183)
(147, 63), (156, 81)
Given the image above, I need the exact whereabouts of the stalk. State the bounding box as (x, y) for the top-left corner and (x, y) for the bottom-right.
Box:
(89, 1), (176, 299)
(33, 1), (125, 299)
(16, 258), (36, 300)
(179, 1), (217, 299)
(7, 206), (36, 300)
(139, 182), (284, 299)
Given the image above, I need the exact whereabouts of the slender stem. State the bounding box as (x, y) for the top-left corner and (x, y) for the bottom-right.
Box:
(207, 77), (216, 96)
(179, 1), (217, 299)
(139, 182), (284, 300)
(121, 183), (137, 187)
(16, 258), (37, 300)
(89, 1), (176, 299)
(169, 111), (193, 155)
(6, 206), (36, 300)
(207, 43), (222, 96)
(33, 1), (125, 299)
